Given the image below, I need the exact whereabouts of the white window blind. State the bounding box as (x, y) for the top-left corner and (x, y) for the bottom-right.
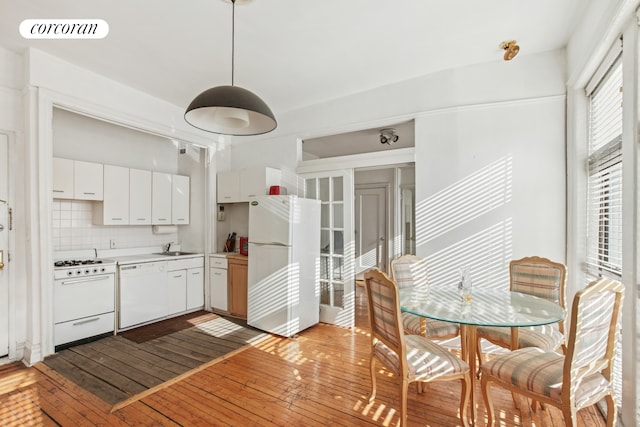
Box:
(586, 56), (622, 280)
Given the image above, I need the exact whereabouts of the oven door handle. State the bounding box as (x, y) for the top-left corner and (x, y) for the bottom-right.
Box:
(61, 275), (111, 286)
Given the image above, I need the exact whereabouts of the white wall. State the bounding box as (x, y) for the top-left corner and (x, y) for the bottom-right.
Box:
(231, 51), (567, 284)
(415, 97), (566, 290)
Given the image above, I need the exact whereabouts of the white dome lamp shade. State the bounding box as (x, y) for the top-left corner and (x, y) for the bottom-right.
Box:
(184, 0), (277, 136)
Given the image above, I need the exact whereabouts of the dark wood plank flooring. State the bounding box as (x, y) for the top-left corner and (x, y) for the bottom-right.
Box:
(41, 313), (268, 407)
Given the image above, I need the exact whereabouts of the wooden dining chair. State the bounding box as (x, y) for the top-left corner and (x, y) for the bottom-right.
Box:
(476, 256), (567, 367)
(364, 269), (471, 426)
(390, 255), (460, 339)
(480, 276), (624, 427)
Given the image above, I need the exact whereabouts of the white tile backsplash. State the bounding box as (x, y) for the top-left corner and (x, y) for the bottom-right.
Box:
(52, 200), (178, 251)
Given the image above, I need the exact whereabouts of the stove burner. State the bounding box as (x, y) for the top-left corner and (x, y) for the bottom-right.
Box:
(54, 259), (104, 268)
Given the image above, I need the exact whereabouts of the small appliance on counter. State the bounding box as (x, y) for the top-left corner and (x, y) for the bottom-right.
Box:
(239, 237), (249, 256)
(269, 185), (287, 195)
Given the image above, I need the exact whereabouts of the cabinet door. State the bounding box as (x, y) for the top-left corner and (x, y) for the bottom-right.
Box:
(239, 168), (265, 201)
(240, 167), (281, 201)
(167, 270), (187, 315)
(228, 259), (248, 318)
(130, 168), (152, 225)
(152, 172), (172, 224)
(74, 160), (103, 200)
(210, 267), (228, 311)
(172, 174), (190, 225)
(101, 165), (129, 224)
(217, 170), (240, 203)
(186, 267), (204, 310)
(53, 157), (74, 199)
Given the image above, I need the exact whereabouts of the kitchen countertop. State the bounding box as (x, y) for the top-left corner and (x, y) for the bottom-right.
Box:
(210, 252), (248, 260)
(113, 252), (204, 265)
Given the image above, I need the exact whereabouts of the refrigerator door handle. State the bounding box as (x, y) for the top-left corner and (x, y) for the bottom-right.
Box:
(250, 241), (289, 247)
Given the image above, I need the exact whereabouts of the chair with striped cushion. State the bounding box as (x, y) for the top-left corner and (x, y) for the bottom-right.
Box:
(476, 256), (567, 367)
(480, 277), (624, 426)
(390, 255), (460, 339)
(364, 269), (471, 426)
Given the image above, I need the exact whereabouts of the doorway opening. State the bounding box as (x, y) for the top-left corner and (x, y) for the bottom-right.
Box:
(354, 165), (415, 281)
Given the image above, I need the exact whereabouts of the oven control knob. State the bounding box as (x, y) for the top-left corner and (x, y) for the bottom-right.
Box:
(85, 269), (90, 274)
(93, 268), (98, 273)
(67, 271), (73, 276)
(101, 268), (105, 272)
(76, 270), (82, 275)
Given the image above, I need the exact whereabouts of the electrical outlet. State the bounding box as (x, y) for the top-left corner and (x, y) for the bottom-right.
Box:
(110, 239), (116, 249)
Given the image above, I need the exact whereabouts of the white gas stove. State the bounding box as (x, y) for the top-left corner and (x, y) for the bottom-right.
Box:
(54, 258), (117, 279)
(53, 254), (117, 348)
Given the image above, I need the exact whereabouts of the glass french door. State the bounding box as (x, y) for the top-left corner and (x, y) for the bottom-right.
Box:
(302, 170), (354, 328)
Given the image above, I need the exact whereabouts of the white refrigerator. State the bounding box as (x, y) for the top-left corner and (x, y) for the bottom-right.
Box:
(247, 195), (321, 337)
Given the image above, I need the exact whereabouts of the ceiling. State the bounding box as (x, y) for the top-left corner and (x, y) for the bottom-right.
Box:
(0, 1), (587, 157)
(0, 0), (587, 116)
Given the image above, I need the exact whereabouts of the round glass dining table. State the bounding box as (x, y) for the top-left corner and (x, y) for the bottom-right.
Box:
(399, 286), (565, 424)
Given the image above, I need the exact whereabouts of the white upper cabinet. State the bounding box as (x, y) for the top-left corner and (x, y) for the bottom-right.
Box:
(240, 167), (281, 201)
(172, 174), (190, 225)
(53, 157), (74, 199)
(217, 170), (240, 203)
(53, 158), (190, 226)
(152, 172), (172, 225)
(93, 164), (129, 225)
(217, 167), (281, 203)
(74, 160), (103, 200)
(129, 168), (152, 225)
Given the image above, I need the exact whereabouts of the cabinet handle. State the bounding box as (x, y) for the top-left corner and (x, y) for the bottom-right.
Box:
(158, 218), (167, 221)
(136, 218), (146, 221)
(173, 274), (183, 278)
(191, 272), (200, 275)
(177, 218), (185, 221)
(112, 218), (123, 221)
(83, 192), (96, 195)
(213, 272), (221, 276)
(53, 190), (64, 193)
(73, 317), (100, 326)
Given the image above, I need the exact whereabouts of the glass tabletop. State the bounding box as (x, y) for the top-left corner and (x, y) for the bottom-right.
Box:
(399, 286), (565, 327)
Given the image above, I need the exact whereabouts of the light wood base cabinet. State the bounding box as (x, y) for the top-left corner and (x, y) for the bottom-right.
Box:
(227, 256), (248, 319)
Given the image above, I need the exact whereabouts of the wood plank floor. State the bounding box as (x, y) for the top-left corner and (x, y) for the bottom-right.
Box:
(0, 288), (608, 426)
(42, 314), (267, 407)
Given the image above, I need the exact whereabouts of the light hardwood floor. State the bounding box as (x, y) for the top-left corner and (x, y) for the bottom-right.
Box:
(0, 287), (607, 426)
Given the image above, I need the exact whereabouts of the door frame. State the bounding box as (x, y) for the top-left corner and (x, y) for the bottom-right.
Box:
(0, 131), (16, 363)
(354, 183), (389, 275)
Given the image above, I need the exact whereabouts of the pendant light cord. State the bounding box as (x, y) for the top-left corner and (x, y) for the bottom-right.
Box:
(231, 0), (235, 86)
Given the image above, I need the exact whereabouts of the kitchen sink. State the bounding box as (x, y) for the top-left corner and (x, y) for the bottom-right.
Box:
(153, 251), (198, 256)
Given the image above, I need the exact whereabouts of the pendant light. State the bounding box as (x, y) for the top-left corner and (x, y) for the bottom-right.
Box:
(184, 0), (277, 135)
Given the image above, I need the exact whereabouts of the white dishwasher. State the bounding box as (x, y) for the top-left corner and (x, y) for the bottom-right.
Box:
(118, 260), (168, 330)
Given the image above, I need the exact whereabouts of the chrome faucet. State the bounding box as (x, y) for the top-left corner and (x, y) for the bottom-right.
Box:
(164, 242), (174, 253)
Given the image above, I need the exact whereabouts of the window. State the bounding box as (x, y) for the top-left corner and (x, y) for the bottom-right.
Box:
(586, 54), (622, 281)
(585, 42), (623, 408)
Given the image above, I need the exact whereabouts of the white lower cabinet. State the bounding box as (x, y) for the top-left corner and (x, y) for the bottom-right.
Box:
(167, 270), (187, 315)
(210, 255), (228, 311)
(167, 257), (204, 316)
(187, 267), (205, 310)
